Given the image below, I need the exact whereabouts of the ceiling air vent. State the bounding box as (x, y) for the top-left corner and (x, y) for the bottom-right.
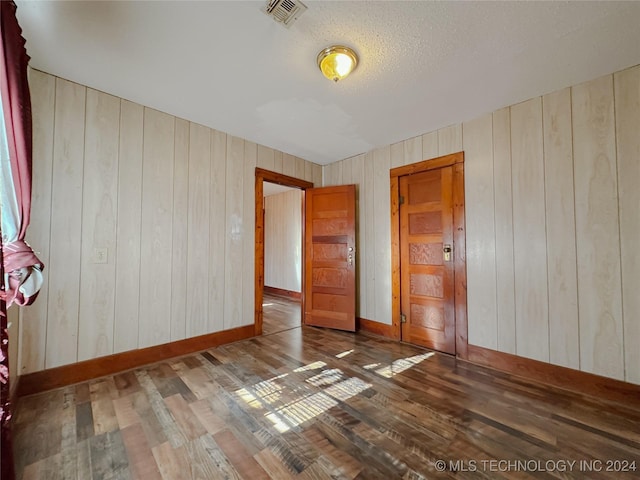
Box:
(263, 0), (307, 28)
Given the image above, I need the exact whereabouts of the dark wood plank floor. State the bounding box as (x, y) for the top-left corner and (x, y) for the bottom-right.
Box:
(12, 325), (640, 479)
(262, 292), (300, 336)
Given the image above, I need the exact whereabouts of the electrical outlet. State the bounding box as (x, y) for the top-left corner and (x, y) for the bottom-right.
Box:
(93, 247), (108, 264)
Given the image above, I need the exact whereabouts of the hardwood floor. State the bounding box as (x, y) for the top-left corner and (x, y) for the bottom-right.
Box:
(13, 326), (640, 479)
(262, 292), (300, 336)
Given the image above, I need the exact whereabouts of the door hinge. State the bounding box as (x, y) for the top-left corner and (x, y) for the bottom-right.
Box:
(399, 195), (405, 205)
(400, 313), (406, 324)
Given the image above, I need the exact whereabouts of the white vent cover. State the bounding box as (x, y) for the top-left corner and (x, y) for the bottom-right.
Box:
(263, 0), (307, 28)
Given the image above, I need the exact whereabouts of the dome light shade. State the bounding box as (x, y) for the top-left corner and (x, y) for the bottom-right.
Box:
(317, 45), (358, 82)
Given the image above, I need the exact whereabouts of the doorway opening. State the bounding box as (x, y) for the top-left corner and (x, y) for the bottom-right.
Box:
(254, 168), (313, 336)
(262, 182), (303, 335)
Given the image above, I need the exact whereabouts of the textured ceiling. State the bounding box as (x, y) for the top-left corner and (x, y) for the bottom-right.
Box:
(15, 1), (640, 165)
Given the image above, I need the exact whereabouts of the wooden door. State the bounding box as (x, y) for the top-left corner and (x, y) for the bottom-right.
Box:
(400, 167), (455, 353)
(304, 185), (356, 331)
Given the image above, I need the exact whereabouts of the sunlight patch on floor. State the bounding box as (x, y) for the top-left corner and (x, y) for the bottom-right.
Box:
(306, 368), (343, 387)
(235, 373), (288, 408)
(375, 352), (435, 378)
(238, 364), (374, 433)
(324, 377), (371, 401)
(335, 349), (353, 358)
(272, 392), (338, 431)
(235, 351), (433, 435)
(293, 361), (326, 372)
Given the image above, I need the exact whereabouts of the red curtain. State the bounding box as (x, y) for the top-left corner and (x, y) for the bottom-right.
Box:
(1, 2), (38, 479)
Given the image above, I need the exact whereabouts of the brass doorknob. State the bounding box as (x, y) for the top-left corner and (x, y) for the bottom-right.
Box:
(443, 244), (452, 262)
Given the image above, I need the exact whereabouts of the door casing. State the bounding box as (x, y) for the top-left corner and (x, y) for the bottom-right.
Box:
(254, 168), (313, 336)
(390, 152), (468, 359)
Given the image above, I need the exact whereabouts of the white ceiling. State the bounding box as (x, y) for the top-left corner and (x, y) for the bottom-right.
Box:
(15, 1), (640, 166)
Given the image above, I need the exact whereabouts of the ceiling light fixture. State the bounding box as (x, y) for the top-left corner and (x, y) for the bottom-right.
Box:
(317, 45), (358, 82)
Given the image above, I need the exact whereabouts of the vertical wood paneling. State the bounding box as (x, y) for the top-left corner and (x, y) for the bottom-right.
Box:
(243, 142), (257, 326)
(312, 163), (322, 187)
(363, 152), (375, 321)
(78, 89), (120, 361)
(323, 163), (334, 186)
(170, 118), (189, 342)
(336, 161), (344, 185)
(341, 157), (353, 184)
(209, 130), (227, 332)
(462, 114), (497, 349)
(295, 156), (306, 180)
(390, 142), (404, 169)
(573, 76), (624, 379)
(492, 107), (516, 354)
(404, 136), (422, 166)
(615, 65), (640, 384)
(27, 70), (329, 372)
(438, 124), (462, 156)
(323, 161), (341, 186)
(336, 160), (344, 184)
(542, 88), (580, 369)
(46, 78), (86, 368)
(511, 98), (549, 362)
(282, 153), (296, 177)
(373, 147), (391, 324)
(322, 163), (332, 186)
(256, 145), (275, 171)
(139, 108), (174, 348)
(273, 150), (283, 173)
(422, 131), (439, 160)
(304, 158), (314, 183)
(114, 101), (143, 353)
(25, 68), (640, 386)
(224, 136), (245, 329)
(186, 123), (210, 337)
(22, 69), (55, 373)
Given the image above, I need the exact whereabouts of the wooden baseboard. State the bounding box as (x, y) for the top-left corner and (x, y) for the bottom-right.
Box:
(465, 344), (640, 407)
(264, 286), (302, 300)
(17, 324), (255, 397)
(357, 317), (395, 339)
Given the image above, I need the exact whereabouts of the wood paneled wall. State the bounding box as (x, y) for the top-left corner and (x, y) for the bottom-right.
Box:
(19, 69), (321, 374)
(264, 189), (303, 293)
(324, 65), (640, 384)
(324, 125), (462, 324)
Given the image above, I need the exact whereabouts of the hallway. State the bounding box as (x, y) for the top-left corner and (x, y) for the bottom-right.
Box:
(262, 292), (300, 336)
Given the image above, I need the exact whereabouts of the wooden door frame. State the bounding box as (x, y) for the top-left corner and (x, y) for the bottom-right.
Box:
(254, 168), (314, 336)
(389, 152), (468, 359)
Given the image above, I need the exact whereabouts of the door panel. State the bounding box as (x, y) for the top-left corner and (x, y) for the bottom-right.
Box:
(400, 167), (455, 353)
(305, 185), (356, 331)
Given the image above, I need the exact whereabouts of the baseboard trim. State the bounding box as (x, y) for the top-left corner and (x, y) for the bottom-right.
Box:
(17, 324), (255, 397)
(357, 317), (395, 339)
(465, 344), (640, 407)
(264, 286), (302, 300)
